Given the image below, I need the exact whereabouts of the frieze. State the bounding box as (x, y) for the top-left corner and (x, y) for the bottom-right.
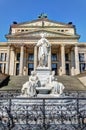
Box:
(19, 21), (67, 27)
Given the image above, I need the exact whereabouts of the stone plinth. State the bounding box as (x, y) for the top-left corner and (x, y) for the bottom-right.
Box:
(36, 67), (51, 86)
(36, 87), (51, 94)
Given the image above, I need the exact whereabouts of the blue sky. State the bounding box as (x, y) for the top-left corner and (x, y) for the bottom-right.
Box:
(0, 0), (86, 42)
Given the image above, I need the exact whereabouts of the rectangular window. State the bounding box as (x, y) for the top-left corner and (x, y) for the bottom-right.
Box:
(4, 63), (6, 73)
(28, 63), (34, 75)
(65, 53), (69, 61)
(17, 53), (20, 61)
(28, 54), (34, 61)
(5, 53), (7, 61)
(16, 63), (20, 75)
(80, 63), (86, 72)
(52, 63), (57, 75)
(79, 53), (84, 62)
(0, 53), (5, 61)
(0, 63), (2, 73)
(51, 54), (57, 61)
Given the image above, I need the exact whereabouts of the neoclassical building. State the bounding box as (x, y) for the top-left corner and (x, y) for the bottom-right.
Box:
(0, 14), (86, 76)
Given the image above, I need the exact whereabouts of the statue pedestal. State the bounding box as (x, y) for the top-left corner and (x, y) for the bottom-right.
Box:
(36, 87), (51, 94)
(36, 67), (51, 86)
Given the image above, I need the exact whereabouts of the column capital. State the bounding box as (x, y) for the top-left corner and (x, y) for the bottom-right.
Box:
(75, 44), (78, 47)
(10, 46), (15, 51)
(7, 44), (11, 48)
(61, 44), (65, 47)
(19, 43), (25, 48)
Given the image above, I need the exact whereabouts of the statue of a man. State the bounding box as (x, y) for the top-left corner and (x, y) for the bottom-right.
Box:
(36, 33), (50, 67)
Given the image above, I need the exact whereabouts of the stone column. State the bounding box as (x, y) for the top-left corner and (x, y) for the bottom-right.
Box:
(9, 47), (15, 75)
(6, 46), (10, 74)
(2, 63), (5, 73)
(34, 46), (37, 71)
(61, 45), (66, 75)
(74, 45), (80, 74)
(2, 53), (5, 73)
(23, 47), (27, 76)
(71, 50), (75, 75)
(48, 46), (51, 70)
(19, 45), (24, 76)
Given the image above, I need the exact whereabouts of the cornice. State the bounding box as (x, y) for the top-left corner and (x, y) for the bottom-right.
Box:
(5, 29), (80, 40)
(11, 18), (73, 27)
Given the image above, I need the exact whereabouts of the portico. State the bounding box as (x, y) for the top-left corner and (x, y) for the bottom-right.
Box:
(3, 42), (81, 76)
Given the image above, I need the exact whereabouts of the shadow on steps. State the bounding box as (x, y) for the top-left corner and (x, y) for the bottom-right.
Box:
(0, 73), (10, 87)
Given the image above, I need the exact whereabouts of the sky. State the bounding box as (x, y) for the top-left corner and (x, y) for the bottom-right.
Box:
(0, 0), (86, 42)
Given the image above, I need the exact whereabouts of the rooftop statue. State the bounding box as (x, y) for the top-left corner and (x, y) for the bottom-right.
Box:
(36, 33), (50, 67)
(38, 13), (48, 19)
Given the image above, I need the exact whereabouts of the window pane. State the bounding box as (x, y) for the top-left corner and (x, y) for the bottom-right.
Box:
(0, 63), (2, 73)
(79, 53), (84, 62)
(65, 53), (69, 61)
(28, 63), (34, 75)
(28, 54), (34, 61)
(80, 63), (86, 72)
(51, 54), (57, 61)
(0, 53), (5, 61)
(17, 53), (20, 61)
(4, 63), (6, 73)
(52, 63), (57, 69)
(16, 63), (20, 75)
(28, 63), (34, 68)
(52, 63), (57, 75)
(5, 53), (7, 61)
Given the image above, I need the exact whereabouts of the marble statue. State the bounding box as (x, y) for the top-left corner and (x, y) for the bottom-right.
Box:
(21, 81), (34, 97)
(21, 33), (65, 97)
(36, 33), (50, 67)
(50, 79), (65, 95)
(21, 69), (65, 97)
(21, 71), (40, 97)
(58, 82), (65, 95)
(29, 71), (40, 87)
(46, 71), (65, 95)
(47, 71), (55, 84)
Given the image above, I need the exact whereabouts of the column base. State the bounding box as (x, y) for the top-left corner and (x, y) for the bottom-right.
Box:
(75, 69), (80, 75)
(59, 67), (66, 76)
(71, 67), (75, 76)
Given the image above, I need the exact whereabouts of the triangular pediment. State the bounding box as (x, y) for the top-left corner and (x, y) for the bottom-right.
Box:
(14, 19), (69, 28)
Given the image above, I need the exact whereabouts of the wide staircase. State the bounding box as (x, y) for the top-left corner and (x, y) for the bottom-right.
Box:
(57, 75), (86, 91)
(0, 75), (86, 91)
(0, 76), (29, 90)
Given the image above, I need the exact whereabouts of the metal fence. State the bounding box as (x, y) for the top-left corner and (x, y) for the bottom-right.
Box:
(0, 90), (86, 98)
(0, 97), (86, 130)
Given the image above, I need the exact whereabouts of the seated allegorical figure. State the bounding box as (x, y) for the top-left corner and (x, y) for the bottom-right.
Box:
(48, 71), (55, 84)
(51, 78), (65, 95)
(46, 71), (56, 88)
(21, 71), (41, 97)
(46, 71), (64, 95)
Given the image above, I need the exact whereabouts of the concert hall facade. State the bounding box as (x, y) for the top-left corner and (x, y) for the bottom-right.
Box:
(0, 14), (86, 76)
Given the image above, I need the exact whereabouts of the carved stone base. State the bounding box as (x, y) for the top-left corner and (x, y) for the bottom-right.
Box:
(36, 68), (51, 86)
(36, 87), (51, 94)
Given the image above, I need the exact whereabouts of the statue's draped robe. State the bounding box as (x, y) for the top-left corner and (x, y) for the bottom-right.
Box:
(37, 38), (50, 67)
